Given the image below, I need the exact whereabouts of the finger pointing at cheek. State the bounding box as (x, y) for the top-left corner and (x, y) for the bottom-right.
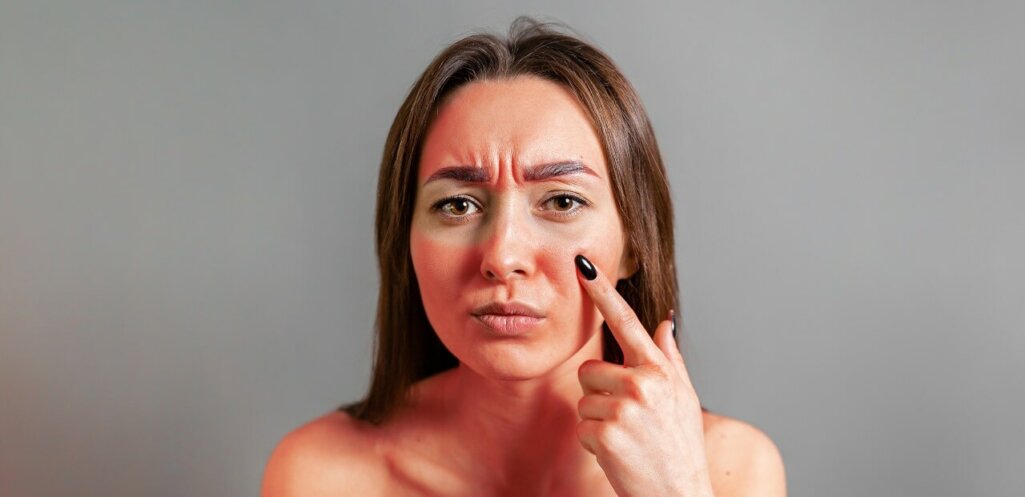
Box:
(573, 254), (713, 497)
(574, 254), (665, 367)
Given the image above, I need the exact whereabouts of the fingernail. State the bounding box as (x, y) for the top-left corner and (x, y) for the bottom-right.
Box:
(574, 254), (597, 280)
(669, 309), (677, 339)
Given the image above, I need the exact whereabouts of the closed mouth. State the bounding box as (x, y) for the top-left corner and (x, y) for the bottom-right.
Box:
(470, 301), (546, 318)
(472, 313), (545, 334)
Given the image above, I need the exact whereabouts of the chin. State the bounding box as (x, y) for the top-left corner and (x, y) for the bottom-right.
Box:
(460, 342), (569, 381)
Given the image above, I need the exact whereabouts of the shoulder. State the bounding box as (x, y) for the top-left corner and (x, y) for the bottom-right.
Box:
(260, 410), (388, 497)
(702, 409), (787, 497)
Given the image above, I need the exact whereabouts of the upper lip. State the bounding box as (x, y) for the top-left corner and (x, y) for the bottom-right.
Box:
(471, 301), (546, 318)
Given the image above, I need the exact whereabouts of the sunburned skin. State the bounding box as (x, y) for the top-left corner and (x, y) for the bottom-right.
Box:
(405, 75), (635, 493)
(260, 75), (787, 497)
(411, 75), (634, 382)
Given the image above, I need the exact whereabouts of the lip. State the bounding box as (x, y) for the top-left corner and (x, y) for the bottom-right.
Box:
(471, 301), (546, 336)
(473, 314), (545, 335)
(471, 301), (546, 318)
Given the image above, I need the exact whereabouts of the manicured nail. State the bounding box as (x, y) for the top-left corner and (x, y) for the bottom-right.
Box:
(574, 254), (597, 280)
(669, 309), (677, 339)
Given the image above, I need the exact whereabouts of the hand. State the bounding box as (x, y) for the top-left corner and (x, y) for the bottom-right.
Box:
(574, 255), (714, 497)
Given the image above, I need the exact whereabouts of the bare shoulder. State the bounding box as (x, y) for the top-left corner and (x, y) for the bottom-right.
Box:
(260, 410), (387, 497)
(702, 409), (787, 497)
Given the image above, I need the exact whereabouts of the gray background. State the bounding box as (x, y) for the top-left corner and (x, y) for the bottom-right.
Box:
(2, 1), (1022, 496)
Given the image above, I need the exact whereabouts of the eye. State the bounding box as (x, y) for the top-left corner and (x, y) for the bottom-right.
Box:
(431, 196), (481, 221)
(541, 193), (589, 217)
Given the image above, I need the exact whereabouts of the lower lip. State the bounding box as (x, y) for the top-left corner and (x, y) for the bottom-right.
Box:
(474, 314), (544, 336)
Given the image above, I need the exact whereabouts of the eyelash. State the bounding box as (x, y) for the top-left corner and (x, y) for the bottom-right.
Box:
(430, 193), (591, 223)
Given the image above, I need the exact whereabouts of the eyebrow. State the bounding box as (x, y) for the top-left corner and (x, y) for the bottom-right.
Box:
(423, 160), (599, 185)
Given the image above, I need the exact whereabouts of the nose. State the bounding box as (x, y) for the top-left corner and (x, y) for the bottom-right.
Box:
(479, 204), (534, 283)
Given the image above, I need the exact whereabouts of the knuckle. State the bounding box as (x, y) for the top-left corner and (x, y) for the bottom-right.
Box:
(626, 374), (658, 402)
(608, 399), (632, 421)
(612, 304), (636, 327)
(623, 376), (646, 400)
(577, 395), (592, 416)
(651, 365), (673, 384)
(593, 423), (617, 452)
(577, 359), (598, 377)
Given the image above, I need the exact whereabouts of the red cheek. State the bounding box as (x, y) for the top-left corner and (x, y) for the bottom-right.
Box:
(411, 222), (625, 332)
(412, 234), (460, 289)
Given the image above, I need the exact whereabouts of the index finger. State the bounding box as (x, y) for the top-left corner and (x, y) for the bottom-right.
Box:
(574, 254), (663, 366)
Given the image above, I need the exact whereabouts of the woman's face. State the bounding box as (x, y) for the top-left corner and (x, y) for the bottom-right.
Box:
(411, 76), (634, 380)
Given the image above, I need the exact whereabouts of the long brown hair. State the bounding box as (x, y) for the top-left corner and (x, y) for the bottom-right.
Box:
(341, 17), (681, 425)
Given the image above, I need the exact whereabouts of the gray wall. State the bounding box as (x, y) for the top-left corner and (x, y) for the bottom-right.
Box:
(2, 1), (1022, 496)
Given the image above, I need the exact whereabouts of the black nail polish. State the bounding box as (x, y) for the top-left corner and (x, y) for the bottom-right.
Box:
(574, 255), (597, 280)
(670, 309), (677, 339)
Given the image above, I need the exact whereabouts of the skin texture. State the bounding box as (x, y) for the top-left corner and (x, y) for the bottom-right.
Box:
(407, 75), (637, 494)
(260, 76), (787, 497)
(410, 75), (632, 384)
(575, 258), (713, 496)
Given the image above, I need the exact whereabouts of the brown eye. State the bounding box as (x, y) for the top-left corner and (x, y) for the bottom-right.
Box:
(544, 194), (587, 214)
(448, 198), (471, 215)
(432, 196), (481, 220)
(553, 195), (575, 211)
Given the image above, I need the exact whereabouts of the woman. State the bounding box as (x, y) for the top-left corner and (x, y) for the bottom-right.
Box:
(262, 17), (786, 497)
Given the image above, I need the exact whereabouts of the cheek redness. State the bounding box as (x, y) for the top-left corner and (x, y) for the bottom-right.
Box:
(549, 229), (623, 280)
(410, 233), (476, 290)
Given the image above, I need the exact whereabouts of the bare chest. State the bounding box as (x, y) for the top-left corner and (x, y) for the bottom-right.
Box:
(362, 412), (728, 497)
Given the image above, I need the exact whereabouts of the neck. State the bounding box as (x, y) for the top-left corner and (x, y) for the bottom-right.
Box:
(417, 330), (607, 495)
